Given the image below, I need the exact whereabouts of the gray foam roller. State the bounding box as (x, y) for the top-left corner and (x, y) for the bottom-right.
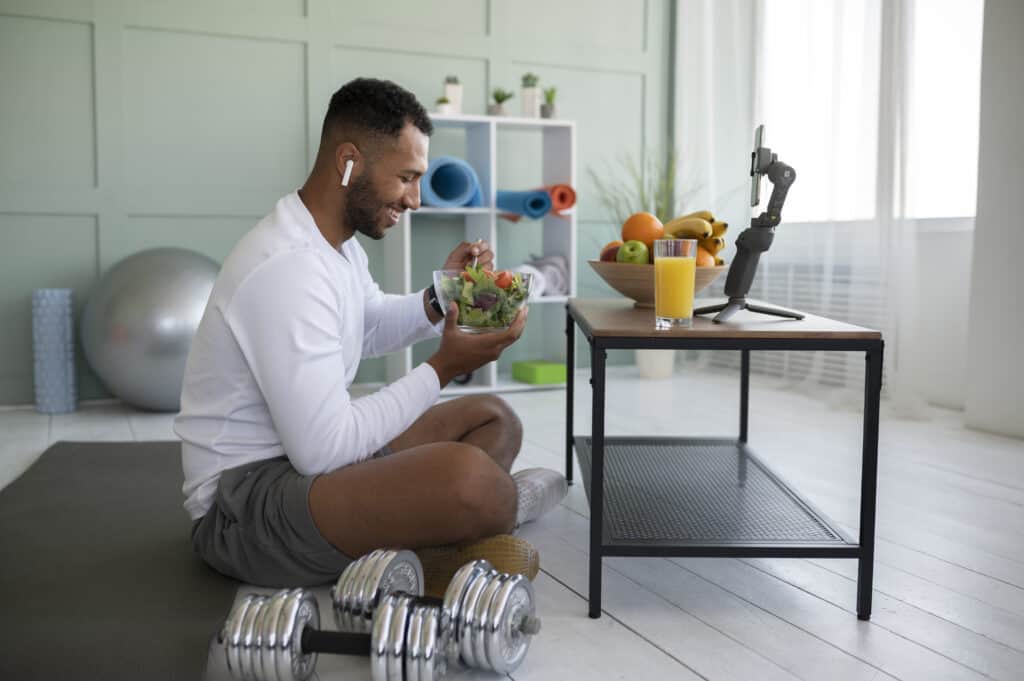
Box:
(32, 288), (77, 414)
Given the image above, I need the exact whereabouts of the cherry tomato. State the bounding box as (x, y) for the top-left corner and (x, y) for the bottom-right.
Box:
(495, 271), (513, 289)
(461, 271), (475, 282)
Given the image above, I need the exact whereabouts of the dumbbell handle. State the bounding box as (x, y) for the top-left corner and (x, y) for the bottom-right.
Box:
(300, 629), (370, 656)
(300, 595), (445, 657)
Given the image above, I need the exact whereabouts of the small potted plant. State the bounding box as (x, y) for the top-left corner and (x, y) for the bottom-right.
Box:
(541, 86), (557, 119)
(488, 88), (514, 116)
(443, 75), (462, 114)
(435, 96), (453, 115)
(520, 72), (540, 117)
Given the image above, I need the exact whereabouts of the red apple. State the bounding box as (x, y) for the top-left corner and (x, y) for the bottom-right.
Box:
(599, 240), (624, 262)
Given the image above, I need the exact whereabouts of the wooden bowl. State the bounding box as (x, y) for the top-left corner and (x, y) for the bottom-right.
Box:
(588, 260), (727, 308)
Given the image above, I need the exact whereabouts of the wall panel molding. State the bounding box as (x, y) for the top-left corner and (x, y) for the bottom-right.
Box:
(0, 1), (92, 23)
(0, 0), (672, 403)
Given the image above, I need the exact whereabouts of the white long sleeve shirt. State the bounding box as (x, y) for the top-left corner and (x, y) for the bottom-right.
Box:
(175, 191), (443, 520)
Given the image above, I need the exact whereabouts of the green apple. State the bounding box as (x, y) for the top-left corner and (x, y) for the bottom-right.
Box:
(616, 239), (649, 264)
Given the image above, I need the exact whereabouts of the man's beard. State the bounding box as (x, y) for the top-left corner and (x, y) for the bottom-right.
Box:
(344, 173), (388, 241)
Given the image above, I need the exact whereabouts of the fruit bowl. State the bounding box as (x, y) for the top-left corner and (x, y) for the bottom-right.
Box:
(433, 268), (532, 333)
(588, 260), (727, 308)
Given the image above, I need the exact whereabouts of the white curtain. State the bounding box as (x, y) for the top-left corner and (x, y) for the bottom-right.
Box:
(674, 0), (758, 248)
(675, 0), (982, 416)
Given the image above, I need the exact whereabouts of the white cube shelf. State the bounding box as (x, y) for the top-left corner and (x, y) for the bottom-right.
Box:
(381, 114), (577, 396)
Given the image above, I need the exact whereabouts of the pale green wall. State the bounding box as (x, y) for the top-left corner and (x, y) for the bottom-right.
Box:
(0, 0), (673, 404)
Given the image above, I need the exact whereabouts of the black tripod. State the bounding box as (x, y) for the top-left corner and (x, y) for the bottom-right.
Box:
(694, 125), (804, 323)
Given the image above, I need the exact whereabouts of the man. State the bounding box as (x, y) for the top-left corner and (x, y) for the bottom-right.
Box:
(175, 78), (567, 595)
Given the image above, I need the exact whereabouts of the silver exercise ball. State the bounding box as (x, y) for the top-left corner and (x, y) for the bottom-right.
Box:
(81, 247), (219, 412)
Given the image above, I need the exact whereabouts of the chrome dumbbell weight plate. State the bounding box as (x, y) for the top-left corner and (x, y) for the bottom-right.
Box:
(371, 591), (415, 681)
(223, 594), (256, 679)
(405, 603), (446, 681)
(334, 549), (381, 632)
(221, 589), (320, 681)
(441, 564), (538, 674)
(256, 591), (288, 681)
(440, 560), (493, 666)
(421, 604), (447, 681)
(361, 550), (422, 632)
(470, 572), (508, 670)
(275, 589), (320, 681)
(333, 549), (423, 633)
(456, 566), (498, 668)
(228, 593), (273, 681)
(405, 603), (425, 681)
(387, 593), (417, 681)
(484, 574), (537, 673)
(239, 595), (267, 681)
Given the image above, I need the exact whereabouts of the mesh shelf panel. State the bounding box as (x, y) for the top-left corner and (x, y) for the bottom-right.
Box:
(575, 437), (844, 544)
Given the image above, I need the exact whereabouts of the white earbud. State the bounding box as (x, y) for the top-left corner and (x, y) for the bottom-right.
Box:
(341, 159), (354, 187)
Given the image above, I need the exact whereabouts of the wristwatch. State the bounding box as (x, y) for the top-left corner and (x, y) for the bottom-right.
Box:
(426, 284), (445, 316)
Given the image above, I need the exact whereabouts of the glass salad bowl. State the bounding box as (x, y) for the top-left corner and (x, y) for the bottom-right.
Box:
(432, 266), (532, 333)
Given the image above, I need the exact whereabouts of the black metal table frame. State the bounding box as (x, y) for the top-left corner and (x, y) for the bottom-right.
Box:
(564, 304), (884, 620)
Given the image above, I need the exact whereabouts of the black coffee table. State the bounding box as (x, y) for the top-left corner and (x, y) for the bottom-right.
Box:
(564, 298), (883, 620)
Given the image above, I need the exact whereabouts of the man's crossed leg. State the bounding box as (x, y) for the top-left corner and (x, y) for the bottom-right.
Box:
(309, 394), (566, 567)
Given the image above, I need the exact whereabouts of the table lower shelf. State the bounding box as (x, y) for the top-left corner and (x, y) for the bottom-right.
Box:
(574, 436), (859, 557)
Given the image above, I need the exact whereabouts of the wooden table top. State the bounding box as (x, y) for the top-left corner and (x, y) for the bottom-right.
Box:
(567, 298), (882, 340)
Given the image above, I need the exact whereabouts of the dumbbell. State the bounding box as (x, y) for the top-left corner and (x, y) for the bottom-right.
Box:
(332, 552), (540, 672)
(331, 549), (425, 634)
(328, 549), (540, 670)
(219, 560), (539, 681)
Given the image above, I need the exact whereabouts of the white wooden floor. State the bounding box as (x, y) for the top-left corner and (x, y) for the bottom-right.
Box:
(2, 364), (1023, 681)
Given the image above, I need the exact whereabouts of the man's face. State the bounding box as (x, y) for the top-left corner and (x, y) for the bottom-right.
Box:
(345, 123), (429, 240)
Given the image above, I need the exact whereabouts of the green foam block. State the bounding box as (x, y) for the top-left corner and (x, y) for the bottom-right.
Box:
(512, 360), (567, 385)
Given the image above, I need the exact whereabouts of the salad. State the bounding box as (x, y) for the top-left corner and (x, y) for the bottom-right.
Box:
(436, 265), (530, 330)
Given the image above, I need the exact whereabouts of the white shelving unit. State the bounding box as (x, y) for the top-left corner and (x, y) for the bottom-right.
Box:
(381, 113), (577, 396)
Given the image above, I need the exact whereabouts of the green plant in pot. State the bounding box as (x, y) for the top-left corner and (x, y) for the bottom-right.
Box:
(588, 147), (702, 228)
(520, 72), (541, 117)
(435, 96), (453, 115)
(488, 88), (514, 116)
(541, 86), (557, 119)
(442, 74), (462, 114)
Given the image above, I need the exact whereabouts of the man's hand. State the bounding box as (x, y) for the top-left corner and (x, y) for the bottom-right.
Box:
(427, 302), (528, 386)
(442, 240), (494, 271)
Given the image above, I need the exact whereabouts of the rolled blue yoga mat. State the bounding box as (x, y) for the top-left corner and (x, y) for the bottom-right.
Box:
(496, 190), (553, 220)
(32, 288), (77, 414)
(420, 156), (483, 208)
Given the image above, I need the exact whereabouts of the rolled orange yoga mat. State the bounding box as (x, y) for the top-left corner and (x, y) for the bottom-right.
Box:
(501, 184), (577, 222)
(547, 184), (577, 213)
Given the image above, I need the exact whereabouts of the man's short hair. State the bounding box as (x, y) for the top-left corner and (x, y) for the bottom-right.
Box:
(321, 78), (433, 147)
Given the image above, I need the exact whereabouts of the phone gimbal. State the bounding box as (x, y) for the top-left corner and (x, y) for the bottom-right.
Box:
(694, 125), (804, 323)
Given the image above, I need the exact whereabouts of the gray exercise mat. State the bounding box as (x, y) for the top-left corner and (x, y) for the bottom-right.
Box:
(0, 441), (240, 680)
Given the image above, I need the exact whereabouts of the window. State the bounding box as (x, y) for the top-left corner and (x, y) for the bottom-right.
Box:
(758, 0), (882, 223)
(758, 0), (984, 223)
(904, 0), (984, 219)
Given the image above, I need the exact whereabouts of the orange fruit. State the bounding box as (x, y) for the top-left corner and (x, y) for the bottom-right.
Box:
(695, 246), (715, 267)
(621, 212), (664, 251)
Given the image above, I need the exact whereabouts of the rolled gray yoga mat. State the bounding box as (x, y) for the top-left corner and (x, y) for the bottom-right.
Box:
(32, 288), (76, 413)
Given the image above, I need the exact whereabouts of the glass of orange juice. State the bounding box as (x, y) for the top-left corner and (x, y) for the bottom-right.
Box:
(653, 239), (697, 329)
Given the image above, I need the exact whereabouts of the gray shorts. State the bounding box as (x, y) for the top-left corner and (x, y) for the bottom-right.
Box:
(191, 447), (392, 587)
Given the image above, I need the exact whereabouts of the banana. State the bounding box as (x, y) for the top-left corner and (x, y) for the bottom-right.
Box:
(699, 236), (726, 255)
(677, 209), (715, 222)
(664, 216), (712, 239)
(711, 220), (728, 237)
